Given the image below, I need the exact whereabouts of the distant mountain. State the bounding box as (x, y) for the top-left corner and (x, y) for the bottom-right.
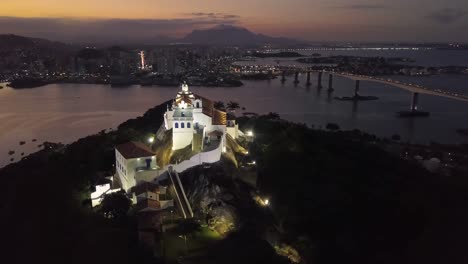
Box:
(0, 34), (75, 53)
(181, 25), (303, 46)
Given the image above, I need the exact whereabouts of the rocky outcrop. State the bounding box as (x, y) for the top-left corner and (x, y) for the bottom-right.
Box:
(184, 169), (238, 235)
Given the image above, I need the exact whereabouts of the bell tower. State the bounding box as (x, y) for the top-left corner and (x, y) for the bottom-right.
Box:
(181, 82), (189, 93)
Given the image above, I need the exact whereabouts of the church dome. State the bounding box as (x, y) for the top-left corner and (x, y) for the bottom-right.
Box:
(175, 82), (195, 108)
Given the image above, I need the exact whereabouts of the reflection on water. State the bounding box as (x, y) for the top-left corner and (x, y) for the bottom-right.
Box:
(0, 74), (468, 167)
(406, 118), (416, 143)
(351, 101), (359, 118)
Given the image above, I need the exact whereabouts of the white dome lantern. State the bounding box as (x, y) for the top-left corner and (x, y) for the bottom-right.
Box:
(182, 82), (189, 93)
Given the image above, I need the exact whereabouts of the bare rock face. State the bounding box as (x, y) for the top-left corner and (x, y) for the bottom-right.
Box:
(186, 172), (238, 235)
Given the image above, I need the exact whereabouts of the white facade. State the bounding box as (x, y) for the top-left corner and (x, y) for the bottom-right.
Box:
(115, 148), (157, 192)
(90, 183), (121, 207)
(164, 83), (238, 151)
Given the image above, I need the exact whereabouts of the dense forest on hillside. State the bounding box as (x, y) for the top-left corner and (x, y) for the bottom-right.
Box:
(239, 116), (468, 264)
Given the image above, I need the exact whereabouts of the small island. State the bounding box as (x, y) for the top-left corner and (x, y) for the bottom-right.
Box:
(297, 55), (468, 76)
(8, 78), (49, 89)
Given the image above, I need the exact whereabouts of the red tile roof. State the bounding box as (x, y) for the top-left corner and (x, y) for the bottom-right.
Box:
(213, 109), (227, 125)
(194, 94), (215, 117)
(193, 94), (227, 125)
(116, 141), (155, 159)
(175, 93), (194, 106)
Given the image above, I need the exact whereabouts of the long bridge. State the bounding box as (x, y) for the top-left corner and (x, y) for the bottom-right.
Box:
(277, 67), (468, 103)
(332, 72), (468, 103)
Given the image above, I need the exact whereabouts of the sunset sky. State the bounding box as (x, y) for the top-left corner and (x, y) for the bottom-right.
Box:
(0, 0), (467, 42)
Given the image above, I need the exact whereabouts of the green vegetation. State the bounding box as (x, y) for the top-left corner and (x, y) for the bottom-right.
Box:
(214, 101), (226, 110)
(162, 221), (222, 262)
(226, 101), (240, 112)
(325, 122), (340, 131)
(99, 192), (132, 219)
(238, 115), (468, 264)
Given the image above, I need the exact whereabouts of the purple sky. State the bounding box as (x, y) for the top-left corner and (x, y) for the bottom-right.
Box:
(0, 0), (467, 43)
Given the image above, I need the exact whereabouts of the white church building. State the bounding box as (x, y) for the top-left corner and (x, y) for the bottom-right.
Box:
(92, 83), (244, 210)
(164, 83), (239, 151)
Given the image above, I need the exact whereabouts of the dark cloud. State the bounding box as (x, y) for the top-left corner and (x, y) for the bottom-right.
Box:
(334, 4), (386, 10)
(190, 12), (217, 17)
(223, 14), (240, 19)
(425, 8), (468, 24)
(0, 15), (240, 44)
(185, 12), (240, 20)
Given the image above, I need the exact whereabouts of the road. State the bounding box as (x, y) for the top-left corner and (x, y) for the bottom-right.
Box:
(327, 72), (468, 103)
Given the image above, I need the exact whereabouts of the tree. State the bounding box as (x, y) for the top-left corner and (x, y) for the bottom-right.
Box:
(99, 192), (131, 219)
(391, 134), (401, 141)
(176, 219), (201, 253)
(177, 219), (201, 236)
(326, 123), (340, 131)
(227, 101), (240, 112)
(214, 101), (225, 110)
(264, 112), (280, 120)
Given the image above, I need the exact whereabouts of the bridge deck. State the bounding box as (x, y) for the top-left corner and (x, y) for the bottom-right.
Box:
(332, 73), (468, 103)
(277, 67), (468, 103)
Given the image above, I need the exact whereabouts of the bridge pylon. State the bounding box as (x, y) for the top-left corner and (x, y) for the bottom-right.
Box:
(294, 72), (300, 84)
(328, 74), (334, 92)
(318, 71), (323, 89)
(355, 80), (360, 96)
(397, 92), (429, 117)
(411, 92), (419, 111)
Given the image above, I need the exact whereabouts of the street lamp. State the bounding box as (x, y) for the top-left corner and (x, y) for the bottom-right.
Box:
(148, 136), (154, 143)
(247, 131), (254, 137)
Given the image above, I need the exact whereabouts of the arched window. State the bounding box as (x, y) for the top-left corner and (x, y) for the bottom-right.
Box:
(175, 122), (179, 128)
(196, 102), (200, 108)
(187, 122), (191, 128)
(181, 122), (185, 128)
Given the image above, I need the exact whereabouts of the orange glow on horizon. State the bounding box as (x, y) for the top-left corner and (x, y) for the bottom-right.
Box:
(1, 0), (458, 42)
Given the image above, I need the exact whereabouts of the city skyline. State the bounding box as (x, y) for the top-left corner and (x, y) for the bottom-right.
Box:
(1, 0), (468, 43)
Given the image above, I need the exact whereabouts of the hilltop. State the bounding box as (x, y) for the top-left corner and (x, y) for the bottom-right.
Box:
(182, 25), (302, 46)
(1, 101), (468, 264)
(0, 34), (75, 52)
